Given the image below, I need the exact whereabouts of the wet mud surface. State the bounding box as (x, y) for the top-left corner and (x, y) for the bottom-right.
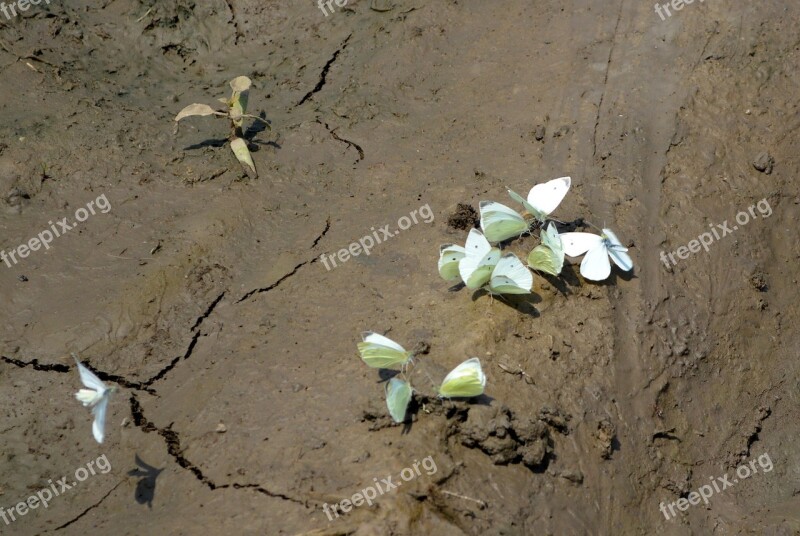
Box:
(1, 1), (799, 534)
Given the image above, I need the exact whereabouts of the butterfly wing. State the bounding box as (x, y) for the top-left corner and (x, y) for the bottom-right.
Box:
(358, 332), (411, 368)
(74, 358), (107, 394)
(439, 358), (486, 398)
(489, 253), (533, 294)
(461, 248), (501, 289)
(479, 201), (529, 243)
(507, 189), (539, 218)
(438, 244), (466, 281)
(580, 242), (612, 281)
(602, 228), (633, 272)
(76, 389), (101, 407)
(560, 232), (603, 257)
(527, 245), (561, 276)
(458, 230), (499, 289)
(91, 394), (110, 444)
(384, 378), (413, 423)
(527, 176), (571, 222)
(529, 223), (564, 275)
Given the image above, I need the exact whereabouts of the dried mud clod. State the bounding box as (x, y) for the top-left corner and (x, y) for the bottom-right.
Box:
(595, 419), (617, 460)
(446, 203), (479, 231)
(749, 270), (768, 292)
(448, 404), (567, 471)
(752, 151), (775, 174)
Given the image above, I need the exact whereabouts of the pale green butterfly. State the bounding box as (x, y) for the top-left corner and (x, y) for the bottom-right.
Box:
(527, 222), (565, 276)
(438, 243), (466, 282)
(358, 332), (412, 369)
(479, 201), (530, 243)
(458, 229), (501, 289)
(487, 253), (533, 295)
(507, 176), (571, 224)
(385, 377), (413, 423)
(439, 357), (486, 398)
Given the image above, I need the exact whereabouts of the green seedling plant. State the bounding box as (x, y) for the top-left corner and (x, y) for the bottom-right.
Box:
(174, 76), (269, 178)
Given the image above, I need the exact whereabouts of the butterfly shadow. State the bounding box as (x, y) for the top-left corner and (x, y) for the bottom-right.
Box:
(553, 217), (586, 233)
(182, 112), (278, 152)
(127, 454), (165, 509)
(572, 266), (638, 288)
(553, 263), (582, 291)
(470, 290), (541, 319)
(377, 369), (402, 382)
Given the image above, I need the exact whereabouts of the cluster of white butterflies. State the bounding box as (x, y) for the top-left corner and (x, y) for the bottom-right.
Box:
(74, 356), (116, 444)
(357, 332), (485, 423)
(438, 176), (633, 289)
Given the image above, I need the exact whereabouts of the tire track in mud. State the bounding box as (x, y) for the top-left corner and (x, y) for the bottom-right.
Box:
(579, 2), (714, 530)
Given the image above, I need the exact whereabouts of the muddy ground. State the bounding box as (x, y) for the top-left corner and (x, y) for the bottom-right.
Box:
(1, 0), (799, 534)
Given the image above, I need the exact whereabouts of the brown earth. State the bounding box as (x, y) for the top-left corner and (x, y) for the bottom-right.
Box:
(1, 1), (799, 535)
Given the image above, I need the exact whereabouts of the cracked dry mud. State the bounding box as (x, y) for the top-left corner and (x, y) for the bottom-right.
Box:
(1, 1), (799, 535)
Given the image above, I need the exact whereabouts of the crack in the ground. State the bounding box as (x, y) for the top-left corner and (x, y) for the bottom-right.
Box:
(143, 290), (224, 387)
(53, 480), (124, 531)
(2, 291), (225, 393)
(0, 356), (69, 372)
(311, 218), (331, 248)
(296, 34), (352, 107)
(141, 331), (202, 387)
(222, 0), (243, 44)
(237, 258), (318, 303)
(1, 356), (157, 394)
(190, 291), (226, 331)
(316, 119), (365, 163)
(129, 395), (311, 507)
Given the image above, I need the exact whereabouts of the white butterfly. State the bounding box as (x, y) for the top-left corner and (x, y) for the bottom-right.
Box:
(437, 244), (466, 282)
(458, 229), (501, 289)
(479, 201), (530, 243)
(74, 357), (116, 444)
(560, 228), (633, 281)
(508, 176), (571, 223)
(487, 252), (533, 295)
